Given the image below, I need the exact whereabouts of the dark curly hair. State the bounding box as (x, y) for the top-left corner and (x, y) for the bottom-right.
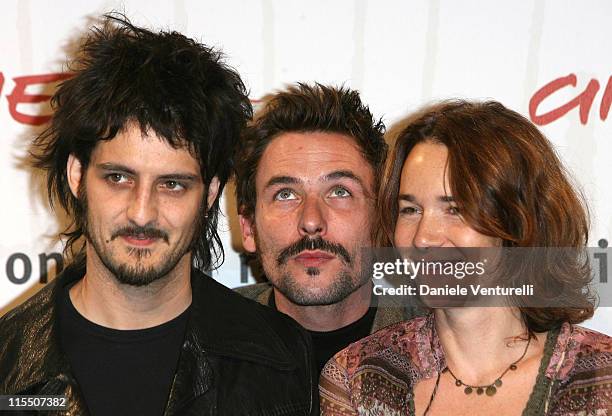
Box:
(235, 83), (387, 220)
(378, 100), (594, 332)
(32, 13), (252, 271)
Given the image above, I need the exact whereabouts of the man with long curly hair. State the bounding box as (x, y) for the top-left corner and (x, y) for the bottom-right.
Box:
(0, 14), (317, 416)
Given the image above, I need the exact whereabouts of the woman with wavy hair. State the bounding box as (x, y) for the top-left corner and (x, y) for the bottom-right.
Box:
(319, 100), (612, 415)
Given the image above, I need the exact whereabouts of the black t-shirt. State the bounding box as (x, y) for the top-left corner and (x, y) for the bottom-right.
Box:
(269, 295), (376, 374)
(58, 284), (189, 416)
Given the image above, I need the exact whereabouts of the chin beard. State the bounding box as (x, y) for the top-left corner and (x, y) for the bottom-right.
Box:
(273, 270), (367, 306)
(111, 259), (179, 287)
(90, 240), (188, 287)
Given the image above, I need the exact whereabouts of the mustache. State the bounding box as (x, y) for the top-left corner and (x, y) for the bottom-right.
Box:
(111, 225), (169, 243)
(276, 236), (351, 266)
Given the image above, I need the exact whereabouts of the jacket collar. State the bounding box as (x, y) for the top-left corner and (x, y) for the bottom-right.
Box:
(187, 269), (296, 370)
(9, 260), (89, 411)
(251, 282), (418, 335)
(42, 263), (294, 368)
(165, 269), (298, 414)
(12, 262), (296, 413)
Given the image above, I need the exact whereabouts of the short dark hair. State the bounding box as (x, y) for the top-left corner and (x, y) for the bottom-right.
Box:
(32, 13), (252, 270)
(235, 83), (386, 219)
(378, 100), (594, 331)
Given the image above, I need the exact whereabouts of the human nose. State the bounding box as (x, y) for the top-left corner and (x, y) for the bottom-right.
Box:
(413, 214), (445, 248)
(298, 195), (327, 237)
(126, 183), (158, 227)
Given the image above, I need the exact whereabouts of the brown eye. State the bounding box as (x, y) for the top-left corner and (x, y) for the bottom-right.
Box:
(107, 173), (128, 183)
(163, 180), (186, 191)
(399, 206), (420, 215)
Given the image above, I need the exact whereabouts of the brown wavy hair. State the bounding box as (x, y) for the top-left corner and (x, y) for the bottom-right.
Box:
(378, 100), (595, 331)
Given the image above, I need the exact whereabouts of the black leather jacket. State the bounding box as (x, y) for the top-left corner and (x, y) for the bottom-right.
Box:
(0, 262), (319, 415)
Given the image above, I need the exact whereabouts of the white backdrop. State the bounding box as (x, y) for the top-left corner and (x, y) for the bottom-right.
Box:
(1, 0), (610, 334)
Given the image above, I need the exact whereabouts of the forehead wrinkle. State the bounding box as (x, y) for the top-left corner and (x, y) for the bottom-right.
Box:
(264, 132), (365, 164)
(257, 131), (375, 195)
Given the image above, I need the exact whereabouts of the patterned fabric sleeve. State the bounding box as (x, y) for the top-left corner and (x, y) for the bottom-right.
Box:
(320, 352), (358, 416)
(547, 325), (612, 415)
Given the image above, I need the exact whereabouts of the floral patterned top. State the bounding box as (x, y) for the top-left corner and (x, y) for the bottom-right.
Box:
(320, 315), (612, 415)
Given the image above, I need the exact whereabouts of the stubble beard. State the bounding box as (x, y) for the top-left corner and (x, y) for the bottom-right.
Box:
(88, 233), (188, 287)
(274, 267), (364, 306)
(257, 234), (369, 306)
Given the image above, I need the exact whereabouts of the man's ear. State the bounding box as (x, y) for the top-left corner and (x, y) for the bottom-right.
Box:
(239, 214), (257, 253)
(66, 154), (83, 198)
(207, 176), (221, 209)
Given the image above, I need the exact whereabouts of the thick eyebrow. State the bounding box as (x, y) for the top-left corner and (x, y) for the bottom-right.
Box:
(398, 194), (455, 203)
(157, 173), (200, 181)
(264, 175), (301, 190)
(96, 163), (200, 181)
(96, 163), (136, 175)
(398, 194), (416, 202)
(263, 171), (369, 193)
(438, 195), (455, 203)
(322, 170), (364, 186)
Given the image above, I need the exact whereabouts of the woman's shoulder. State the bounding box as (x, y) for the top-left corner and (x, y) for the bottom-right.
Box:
(330, 315), (434, 376)
(569, 324), (612, 351)
(549, 323), (612, 380)
(546, 323), (612, 414)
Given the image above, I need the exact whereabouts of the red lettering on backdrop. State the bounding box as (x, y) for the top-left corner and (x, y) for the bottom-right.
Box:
(600, 76), (612, 121)
(529, 74), (600, 126)
(1, 71), (261, 126)
(6, 73), (72, 125)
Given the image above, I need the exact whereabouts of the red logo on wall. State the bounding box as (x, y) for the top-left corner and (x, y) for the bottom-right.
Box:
(0, 72), (73, 125)
(4, 72), (611, 127)
(529, 73), (612, 126)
